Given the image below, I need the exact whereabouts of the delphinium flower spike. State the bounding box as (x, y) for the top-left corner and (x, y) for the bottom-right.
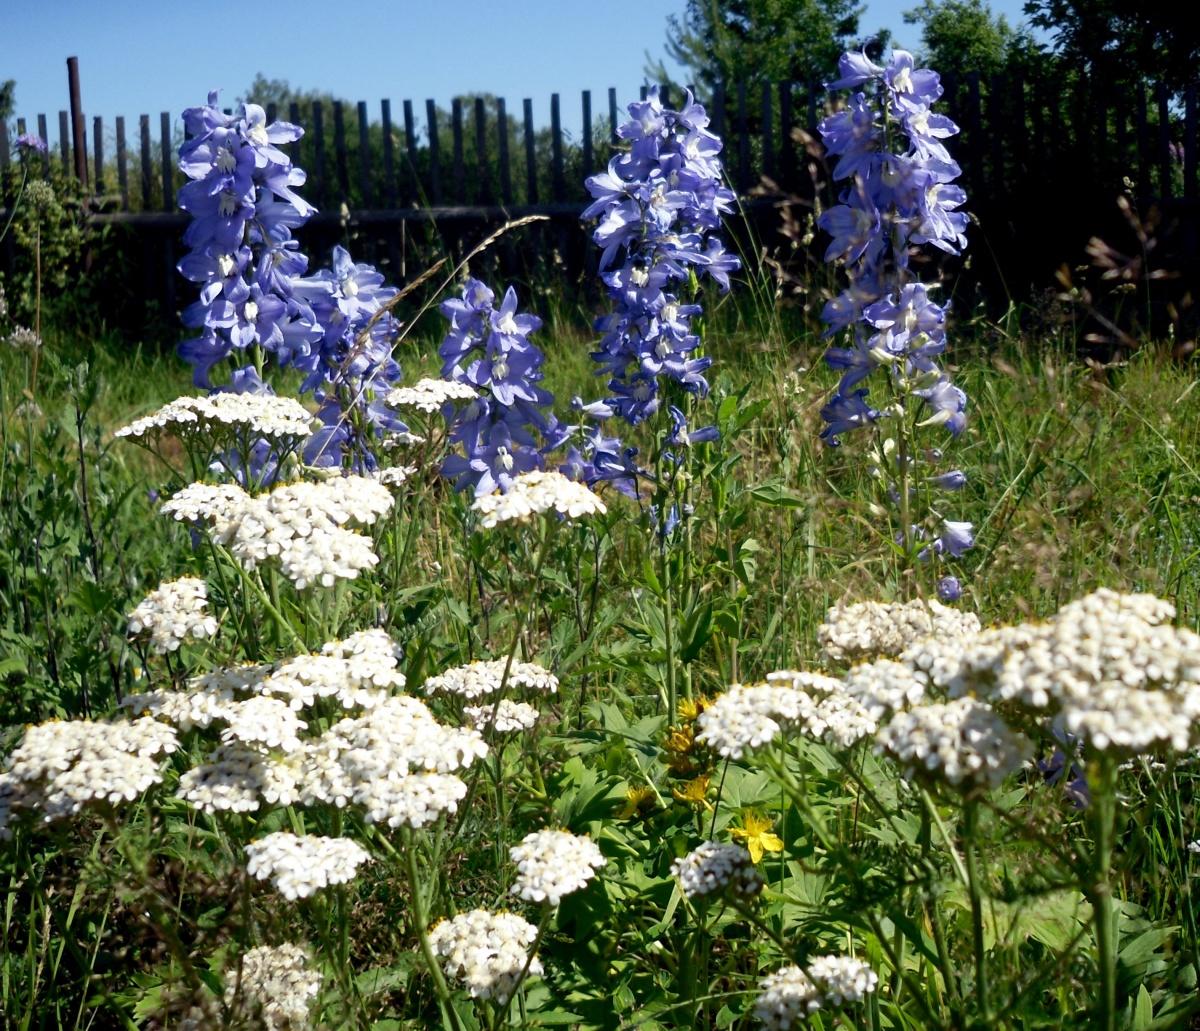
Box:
(817, 51), (974, 591)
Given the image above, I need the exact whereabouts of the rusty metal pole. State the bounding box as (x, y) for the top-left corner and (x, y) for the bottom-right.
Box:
(67, 55), (88, 186)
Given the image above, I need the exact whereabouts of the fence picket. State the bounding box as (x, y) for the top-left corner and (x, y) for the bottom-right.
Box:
(358, 101), (373, 207)
(93, 116), (103, 192)
(426, 100), (441, 205)
(333, 101), (350, 201)
(139, 114), (152, 208)
(452, 97), (465, 201)
(59, 111), (70, 174)
(582, 90), (593, 177)
(116, 116), (128, 210)
(37, 114), (50, 177)
(381, 99), (397, 208)
(523, 98), (537, 203)
(311, 101), (326, 206)
(550, 93), (565, 201)
(497, 97), (513, 204)
(474, 97), (490, 204)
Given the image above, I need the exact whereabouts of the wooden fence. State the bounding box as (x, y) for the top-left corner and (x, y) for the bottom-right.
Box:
(1, 73), (1197, 315)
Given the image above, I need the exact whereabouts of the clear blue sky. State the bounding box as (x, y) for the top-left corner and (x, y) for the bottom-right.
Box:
(6, 0), (1032, 146)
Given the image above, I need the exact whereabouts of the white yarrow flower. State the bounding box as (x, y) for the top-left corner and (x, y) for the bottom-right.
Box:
(672, 841), (763, 899)
(127, 576), (219, 653)
(509, 829), (606, 905)
(472, 471), (606, 529)
(429, 909), (543, 1002)
(245, 832), (370, 899)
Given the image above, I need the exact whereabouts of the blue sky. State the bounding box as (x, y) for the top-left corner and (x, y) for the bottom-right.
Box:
(6, 0), (1032, 146)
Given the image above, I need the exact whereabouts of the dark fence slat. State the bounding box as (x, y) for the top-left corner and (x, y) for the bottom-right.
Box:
(311, 101), (326, 206)
(735, 81), (750, 192)
(806, 81), (818, 134)
(16, 117), (26, 136)
(160, 112), (173, 212)
(523, 98), (537, 203)
(713, 82), (726, 143)
(497, 97), (513, 204)
(474, 97), (490, 204)
(965, 73), (983, 195)
(550, 93), (565, 201)
(59, 111), (71, 174)
(288, 102), (301, 167)
(779, 81), (795, 183)
(116, 116), (128, 210)
(426, 99), (441, 205)
(332, 101), (350, 201)
(266, 102), (277, 124)
(357, 101), (373, 207)
(0, 121), (9, 178)
(1135, 83), (1150, 197)
(0, 123), (10, 274)
(640, 85), (648, 102)
(582, 90), (593, 177)
(451, 97), (465, 202)
(381, 99), (397, 208)
(139, 114), (153, 208)
(1185, 85), (1197, 199)
(659, 83), (671, 110)
(608, 87), (619, 147)
(93, 116), (103, 192)
(987, 74), (1006, 201)
(37, 114), (50, 177)
(760, 81), (774, 180)
(1156, 81), (1172, 199)
(403, 100), (419, 204)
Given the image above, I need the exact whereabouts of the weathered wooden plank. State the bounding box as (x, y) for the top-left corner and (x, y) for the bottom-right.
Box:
(381, 99), (397, 208)
(332, 100), (350, 200)
(266, 102), (277, 124)
(523, 98), (537, 203)
(1185, 85), (1197, 199)
(550, 93), (565, 200)
(357, 100), (373, 206)
(474, 96), (490, 204)
(312, 101), (326, 205)
(160, 112), (173, 212)
(404, 100), (418, 203)
(93, 115), (104, 191)
(779, 81), (795, 183)
(736, 81), (750, 192)
(451, 97), (465, 201)
(37, 114), (50, 176)
(1156, 81), (1172, 199)
(116, 115), (129, 210)
(139, 113), (153, 209)
(426, 99), (441, 205)
(288, 102), (301, 166)
(608, 87), (619, 146)
(760, 81), (774, 180)
(713, 81), (726, 141)
(59, 111), (71, 173)
(582, 90), (593, 176)
(497, 97), (513, 204)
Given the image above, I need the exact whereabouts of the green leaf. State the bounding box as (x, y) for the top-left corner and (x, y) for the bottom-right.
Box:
(749, 481), (806, 508)
(1132, 984), (1154, 1030)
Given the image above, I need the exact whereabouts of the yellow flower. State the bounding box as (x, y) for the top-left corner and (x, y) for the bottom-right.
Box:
(677, 696), (711, 722)
(729, 812), (784, 863)
(672, 774), (712, 809)
(663, 725), (695, 755)
(617, 785), (656, 820)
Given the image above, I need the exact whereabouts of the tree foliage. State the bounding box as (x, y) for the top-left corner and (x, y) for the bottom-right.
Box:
(1021, 0), (1199, 92)
(903, 0), (1036, 82)
(1, 80), (15, 122)
(647, 0), (867, 91)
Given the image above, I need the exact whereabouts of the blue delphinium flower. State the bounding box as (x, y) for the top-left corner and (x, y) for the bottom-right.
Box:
(176, 93), (407, 475)
(580, 87), (737, 431)
(818, 49), (975, 582)
(436, 278), (562, 496)
(15, 133), (48, 155)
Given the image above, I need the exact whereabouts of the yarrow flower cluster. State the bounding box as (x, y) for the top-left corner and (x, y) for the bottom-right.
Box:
(509, 828), (607, 905)
(245, 832), (371, 899)
(1, 718), (179, 837)
(436, 279), (566, 495)
(176, 94), (407, 474)
(471, 470), (607, 529)
(422, 658), (559, 700)
(917, 589), (1200, 756)
(224, 943), (320, 1030)
(127, 576), (219, 653)
(161, 476), (393, 589)
(463, 699), (542, 735)
(672, 841), (764, 899)
(876, 695), (1032, 787)
(817, 50), (974, 575)
(428, 909), (543, 1003)
(755, 956), (879, 1028)
(818, 597), (980, 664)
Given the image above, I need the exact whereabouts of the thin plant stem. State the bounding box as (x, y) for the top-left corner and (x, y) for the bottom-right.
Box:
(401, 831), (464, 1031)
(963, 797), (991, 1023)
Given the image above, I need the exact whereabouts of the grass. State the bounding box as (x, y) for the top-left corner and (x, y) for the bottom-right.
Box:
(1, 297), (1199, 1029)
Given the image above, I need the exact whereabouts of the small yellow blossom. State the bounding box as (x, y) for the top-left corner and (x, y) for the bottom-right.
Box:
(729, 812), (784, 863)
(672, 774), (712, 809)
(617, 785), (656, 819)
(677, 696), (711, 722)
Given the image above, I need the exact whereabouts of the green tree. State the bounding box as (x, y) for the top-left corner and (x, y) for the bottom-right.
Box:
(646, 0), (868, 91)
(1022, 0), (1198, 92)
(903, 0), (1036, 81)
(1, 79), (15, 122)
